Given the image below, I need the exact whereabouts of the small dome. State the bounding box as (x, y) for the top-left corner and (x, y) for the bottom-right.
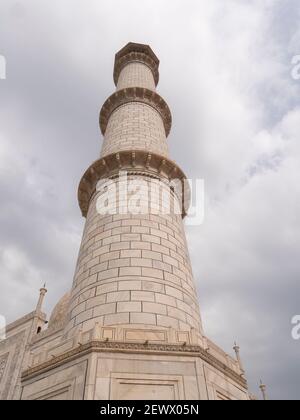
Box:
(48, 291), (71, 329)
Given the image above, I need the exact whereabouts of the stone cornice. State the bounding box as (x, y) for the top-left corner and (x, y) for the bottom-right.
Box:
(99, 87), (172, 137)
(21, 341), (248, 389)
(114, 53), (159, 86)
(78, 150), (190, 218)
(114, 42), (159, 86)
(0, 329), (26, 400)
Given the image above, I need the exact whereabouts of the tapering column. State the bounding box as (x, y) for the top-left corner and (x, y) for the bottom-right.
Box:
(233, 341), (245, 376)
(65, 43), (203, 338)
(35, 284), (47, 313)
(259, 380), (268, 401)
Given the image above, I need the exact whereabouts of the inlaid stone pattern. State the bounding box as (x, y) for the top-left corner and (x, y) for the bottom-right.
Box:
(0, 354), (8, 382)
(0, 328), (28, 400)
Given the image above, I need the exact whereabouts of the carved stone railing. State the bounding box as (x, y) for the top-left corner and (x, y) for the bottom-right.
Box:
(114, 52), (159, 86)
(99, 87), (172, 137)
(23, 325), (246, 388)
(78, 150), (190, 218)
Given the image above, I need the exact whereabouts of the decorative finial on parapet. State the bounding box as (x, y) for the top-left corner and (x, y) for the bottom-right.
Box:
(233, 341), (245, 376)
(36, 283), (48, 313)
(259, 380), (268, 400)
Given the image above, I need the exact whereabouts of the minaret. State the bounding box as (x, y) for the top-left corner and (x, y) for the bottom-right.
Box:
(20, 44), (250, 400)
(35, 285), (47, 314)
(259, 380), (268, 401)
(233, 341), (245, 377)
(65, 43), (203, 339)
(29, 285), (48, 338)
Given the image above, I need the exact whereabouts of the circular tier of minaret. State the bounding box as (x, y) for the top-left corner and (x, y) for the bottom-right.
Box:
(65, 43), (203, 338)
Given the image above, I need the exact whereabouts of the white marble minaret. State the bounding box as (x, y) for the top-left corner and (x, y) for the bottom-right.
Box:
(65, 42), (203, 340)
(16, 43), (250, 400)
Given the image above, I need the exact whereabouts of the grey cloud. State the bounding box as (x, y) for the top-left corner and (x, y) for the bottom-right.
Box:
(0, 0), (299, 399)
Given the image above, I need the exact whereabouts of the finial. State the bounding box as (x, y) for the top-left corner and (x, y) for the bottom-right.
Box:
(259, 380), (268, 400)
(36, 283), (47, 312)
(40, 283), (47, 292)
(233, 340), (245, 376)
(233, 340), (239, 355)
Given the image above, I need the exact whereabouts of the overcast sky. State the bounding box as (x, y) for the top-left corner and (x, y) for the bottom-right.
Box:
(0, 0), (299, 400)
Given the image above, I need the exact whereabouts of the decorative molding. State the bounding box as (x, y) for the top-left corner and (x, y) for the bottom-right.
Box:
(0, 330), (26, 400)
(115, 55), (159, 87)
(78, 150), (190, 218)
(0, 353), (8, 382)
(99, 87), (172, 137)
(21, 341), (248, 389)
(114, 42), (159, 86)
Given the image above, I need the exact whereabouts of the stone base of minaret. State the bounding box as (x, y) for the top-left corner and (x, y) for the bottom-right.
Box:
(20, 324), (248, 400)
